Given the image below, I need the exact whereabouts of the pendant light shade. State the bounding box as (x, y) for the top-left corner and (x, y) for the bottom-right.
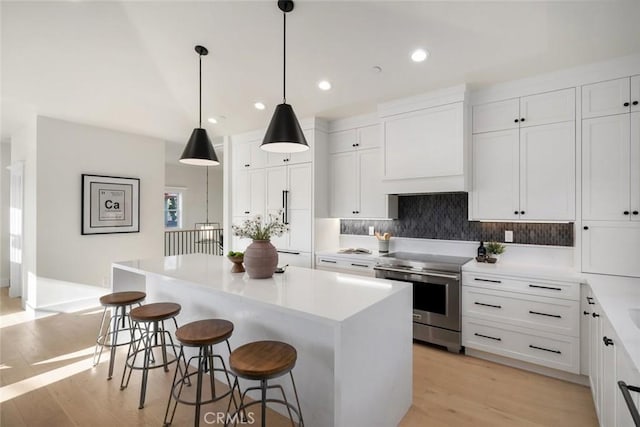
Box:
(180, 45), (220, 166)
(261, 0), (309, 153)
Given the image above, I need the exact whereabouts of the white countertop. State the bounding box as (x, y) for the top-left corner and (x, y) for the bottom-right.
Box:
(582, 273), (640, 374)
(113, 254), (410, 323)
(462, 259), (582, 282)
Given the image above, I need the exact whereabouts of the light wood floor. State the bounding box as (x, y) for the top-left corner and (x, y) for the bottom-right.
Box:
(0, 288), (597, 426)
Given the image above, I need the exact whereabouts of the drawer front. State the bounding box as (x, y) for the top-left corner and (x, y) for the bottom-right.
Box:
(315, 257), (375, 277)
(462, 317), (580, 374)
(462, 273), (579, 301)
(462, 287), (579, 337)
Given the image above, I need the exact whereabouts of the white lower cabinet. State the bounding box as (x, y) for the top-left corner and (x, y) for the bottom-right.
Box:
(584, 284), (640, 427)
(582, 221), (640, 277)
(462, 269), (581, 374)
(315, 255), (376, 277)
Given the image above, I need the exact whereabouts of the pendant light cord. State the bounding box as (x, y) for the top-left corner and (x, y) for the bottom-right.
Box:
(283, 11), (286, 104)
(206, 166), (209, 223)
(198, 52), (203, 128)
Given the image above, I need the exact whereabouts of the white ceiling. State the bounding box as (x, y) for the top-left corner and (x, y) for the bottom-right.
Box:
(2, 1), (640, 146)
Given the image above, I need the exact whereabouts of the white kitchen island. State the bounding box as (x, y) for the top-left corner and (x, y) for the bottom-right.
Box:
(112, 254), (412, 427)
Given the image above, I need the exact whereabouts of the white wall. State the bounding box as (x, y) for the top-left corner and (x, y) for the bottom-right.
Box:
(165, 163), (223, 229)
(0, 141), (11, 286)
(35, 116), (165, 290)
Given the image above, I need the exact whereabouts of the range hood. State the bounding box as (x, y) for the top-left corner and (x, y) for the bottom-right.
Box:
(377, 84), (469, 195)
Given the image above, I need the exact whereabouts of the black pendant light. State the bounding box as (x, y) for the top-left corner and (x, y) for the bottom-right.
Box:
(180, 45), (220, 166)
(261, 0), (309, 153)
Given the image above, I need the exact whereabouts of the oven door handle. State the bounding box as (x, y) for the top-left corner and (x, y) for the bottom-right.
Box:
(374, 266), (459, 280)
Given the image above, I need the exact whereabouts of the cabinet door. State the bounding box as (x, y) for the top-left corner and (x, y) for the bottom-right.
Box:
(631, 112), (640, 220)
(582, 222), (640, 277)
(265, 166), (287, 213)
(233, 141), (252, 170)
(288, 129), (314, 165)
(383, 102), (464, 180)
(589, 295), (602, 418)
(248, 169), (265, 218)
(358, 124), (381, 150)
(519, 122), (575, 221)
(266, 151), (288, 167)
(472, 98), (519, 134)
(288, 163), (312, 211)
(287, 209), (312, 252)
(233, 171), (250, 215)
(579, 286), (591, 377)
(582, 115), (631, 220)
(330, 151), (357, 218)
(471, 130), (520, 220)
(601, 315), (617, 427)
(582, 78), (630, 119)
(519, 88), (575, 128)
(631, 75), (640, 113)
(329, 129), (357, 154)
(616, 341), (640, 427)
(358, 148), (386, 218)
(249, 139), (267, 169)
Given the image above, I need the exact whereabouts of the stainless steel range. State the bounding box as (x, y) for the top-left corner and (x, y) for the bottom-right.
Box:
(374, 252), (472, 353)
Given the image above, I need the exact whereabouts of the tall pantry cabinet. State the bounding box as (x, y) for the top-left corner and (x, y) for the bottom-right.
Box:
(581, 75), (640, 277)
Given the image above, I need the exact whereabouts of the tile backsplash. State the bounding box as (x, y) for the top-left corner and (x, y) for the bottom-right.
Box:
(340, 193), (573, 247)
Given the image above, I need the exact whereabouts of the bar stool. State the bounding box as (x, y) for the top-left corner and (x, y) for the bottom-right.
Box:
(92, 291), (146, 380)
(120, 302), (183, 409)
(226, 340), (303, 427)
(163, 319), (239, 427)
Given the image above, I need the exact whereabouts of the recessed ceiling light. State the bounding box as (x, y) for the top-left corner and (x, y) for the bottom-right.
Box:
(372, 65), (383, 73)
(207, 117), (218, 124)
(318, 80), (332, 91)
(411, 48), (429, 63)
(254, 102), (266, 110)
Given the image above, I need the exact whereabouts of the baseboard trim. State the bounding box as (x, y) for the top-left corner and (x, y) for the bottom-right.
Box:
(465, 348), (590, 386)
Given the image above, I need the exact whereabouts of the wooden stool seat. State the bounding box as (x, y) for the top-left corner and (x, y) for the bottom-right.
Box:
(100, 291), (146, 307)
(175, 319), (234, 347)
(130, 302), (181, 322)
(230, 340), (297, 380)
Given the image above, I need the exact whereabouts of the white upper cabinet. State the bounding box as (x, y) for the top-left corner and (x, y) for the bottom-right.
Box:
(582, 114), (632, 221)
(519, 122), (575, 220)
(233, 138), (266, 170)
(470, 88), (576, 221)
(233, 169), (265, 217)
(582, 76), (640, 119)
(266, 130), (314, 166)
(472, 130), (520, 220)
(472, 98), (519, 134)
(519, 88), (575, 128)
(328, 123), (397, 219)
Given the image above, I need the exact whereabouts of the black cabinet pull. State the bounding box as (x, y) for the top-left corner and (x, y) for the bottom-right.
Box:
(474, 278), (502, 284)
(277, 250), (300, 255)
(321, 259), (337, 264)
(514, 118), (519, 123)
(528, 284), (561, 291)
(351, 263), (369, 268)
(592, 312), (600, 318)
(529, 344), (561, 354)
(520, 210), (525, 215)
(603, 336), (614, 346)
(474, 333), (501, 341)
(514, 210), (519, 215)
(583, 311), (590, 316)
(244, 164), (250, 167)
(529, 310), (562, 319)
(586, 296), (594, 304)
(618, 381), (640, 426)
(583, 226), (589, 230)
(624, 102), (630, 107)
(633, 101), (639, 106)
(520, 118), (525, 122)
(474, 302), (502, 309)
(624, 211), (630, 215)
(244, 211), (250, 214)
(633, 211), (639, 215)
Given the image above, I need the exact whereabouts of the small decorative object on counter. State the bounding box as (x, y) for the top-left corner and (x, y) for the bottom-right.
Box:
(486, 241), (506, 263)
(375, 231), (392, 253)
(477, 241), (487, 258)
(227, 251), (245, 273)
(232, 211), (289, 279)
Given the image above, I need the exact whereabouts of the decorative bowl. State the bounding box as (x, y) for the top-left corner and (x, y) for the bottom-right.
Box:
(227, 255), (245, 273)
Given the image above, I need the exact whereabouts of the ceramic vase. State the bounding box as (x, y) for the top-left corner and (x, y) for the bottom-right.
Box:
(243, 240), (278, 279)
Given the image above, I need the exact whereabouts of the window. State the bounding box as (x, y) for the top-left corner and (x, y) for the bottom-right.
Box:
(164, 191), (182, 228)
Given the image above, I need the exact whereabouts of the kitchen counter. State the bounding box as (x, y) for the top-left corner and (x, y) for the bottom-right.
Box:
(582, 273), (640, 374)
(112, 254), (412, 427)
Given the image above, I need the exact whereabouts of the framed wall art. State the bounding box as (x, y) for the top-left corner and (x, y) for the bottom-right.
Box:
(82, 174), (140, 235)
